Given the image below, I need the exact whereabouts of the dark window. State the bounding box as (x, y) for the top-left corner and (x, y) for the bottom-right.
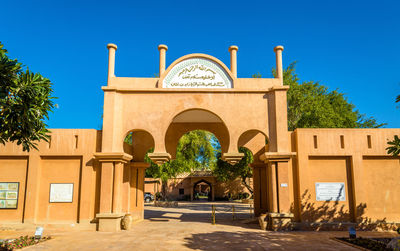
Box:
(179, 188), (184, 195)
(367, 135), (372, 148)
(313, 135), (318, 149)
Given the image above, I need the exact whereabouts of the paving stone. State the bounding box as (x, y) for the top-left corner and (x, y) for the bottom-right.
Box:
(1, 202), (397, 250)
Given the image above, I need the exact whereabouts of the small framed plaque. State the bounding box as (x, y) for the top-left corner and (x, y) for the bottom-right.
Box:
(315, 182), (346, 201)
(0, 182), (19, 209)
(49, 183), (74, 203)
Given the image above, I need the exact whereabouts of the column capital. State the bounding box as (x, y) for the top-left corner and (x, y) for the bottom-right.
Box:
(147, 152), (171, 165)
(222, 152), (244, 165)
(259, 152), (296, 163)
(94, 152), (133, 163)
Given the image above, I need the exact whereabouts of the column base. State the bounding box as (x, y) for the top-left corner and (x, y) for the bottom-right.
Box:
(267, 212), (294, 231)
(96, 213), (125, 232)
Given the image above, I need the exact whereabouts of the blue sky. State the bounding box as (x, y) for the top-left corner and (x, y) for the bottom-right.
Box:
(2, 0), (400, 129)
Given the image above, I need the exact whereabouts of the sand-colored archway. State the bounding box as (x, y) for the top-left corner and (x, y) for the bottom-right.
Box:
(123, 129), (155, 162)
(237, 129), (269, 163)
(165, 109), (229, 159)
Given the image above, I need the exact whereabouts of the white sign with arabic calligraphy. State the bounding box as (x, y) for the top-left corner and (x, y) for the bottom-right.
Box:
(163, 58), (232, 88)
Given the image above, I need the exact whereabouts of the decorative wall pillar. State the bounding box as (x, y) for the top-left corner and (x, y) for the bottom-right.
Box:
(112, 162), (124, 213)
(274, 45), (284, 85)
(107, 43), (117, 84)
(228, 45), (238, 78)
(99, 162), (114, 213)
(158, 44), (168, 76)
(94, 152), (132, 232)
(129, 162), (149, 221)
(260, 153), (296, 231)
(23, 153), (41, 224)
(268, 162), (279, 213)
(252, 163), (269, 216)
(268, 46), (289, 153)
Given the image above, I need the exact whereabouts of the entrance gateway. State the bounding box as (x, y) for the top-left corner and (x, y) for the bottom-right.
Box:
(0, 44), (399, 232)
(94, 44), (293, 231)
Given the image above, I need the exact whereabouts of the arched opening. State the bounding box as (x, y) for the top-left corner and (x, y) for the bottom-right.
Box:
(123, 129), (155, 162)
(193, 179), (213, 201)
(237, 129), (268, 163)
(237, 129), (269, 216)
(121, 129), (155, 221)
(165, 109), (230, 159)
(149, 129), (220, 201)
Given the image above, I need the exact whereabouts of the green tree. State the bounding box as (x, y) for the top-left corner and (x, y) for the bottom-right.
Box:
(277, 62), (384, 130)
(145, 150), (190, 199)
(0, 42), (55, 151)
(386, 94), (400, 157)
(386, 135), (400, 157)
(214, 62), (386, 195)
(144, 130), (219, 199)
(213, 147), (254, 195)
(176, 130), (218, 170)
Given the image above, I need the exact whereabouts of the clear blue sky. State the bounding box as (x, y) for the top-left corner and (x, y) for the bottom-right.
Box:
(3, 0), (400, 129)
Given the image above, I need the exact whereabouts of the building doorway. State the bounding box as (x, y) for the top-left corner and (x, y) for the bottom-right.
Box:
(193, 179), (213, 201)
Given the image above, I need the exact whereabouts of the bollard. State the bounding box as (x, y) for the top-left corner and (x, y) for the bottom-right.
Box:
(232, 205), (235, 220)
(211, 205), (216, 225)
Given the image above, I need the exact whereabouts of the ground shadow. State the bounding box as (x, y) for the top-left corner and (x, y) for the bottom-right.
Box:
(183, 230), (329, 251)
(292, 190), (398, 231)
(144, 202), (259, 229)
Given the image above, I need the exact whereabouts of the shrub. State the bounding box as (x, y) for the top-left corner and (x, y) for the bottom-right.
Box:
(0, 236), (51, 250)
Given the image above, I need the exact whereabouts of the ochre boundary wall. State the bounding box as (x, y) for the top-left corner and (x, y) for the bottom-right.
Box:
(0, 128), (399, 230)
(292, 128), (400, 230)
(0, 129), (102, 227)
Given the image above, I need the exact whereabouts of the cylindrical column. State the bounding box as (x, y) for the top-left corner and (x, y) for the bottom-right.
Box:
(228, 45), (238, 78)
(158, 44), (168, 76)
(107, 43), (117, 84)
(274, 45), (284, 85)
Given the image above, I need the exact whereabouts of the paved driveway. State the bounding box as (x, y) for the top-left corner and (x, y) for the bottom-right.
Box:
(2, 202), (397, 250)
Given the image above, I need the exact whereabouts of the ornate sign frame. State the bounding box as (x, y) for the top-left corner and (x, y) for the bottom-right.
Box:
(162, 57), (233, 88)
(0, 182), (19, 209)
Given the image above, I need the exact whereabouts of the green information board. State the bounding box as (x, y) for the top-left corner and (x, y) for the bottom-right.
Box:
(0, 182), (19, 209)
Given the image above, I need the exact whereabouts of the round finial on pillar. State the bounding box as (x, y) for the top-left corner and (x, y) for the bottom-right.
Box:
(274, 45), (284, 52)
(158, 44), (168, 51)
(107, 43), (118, 50)
(228, 45), (238, 52)
(228, 45), (239, 78)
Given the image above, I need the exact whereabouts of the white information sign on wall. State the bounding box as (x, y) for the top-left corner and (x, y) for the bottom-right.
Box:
(163, 58), (232, 88)
(49, 183), (74, 203)
(315, 182), (346, 201)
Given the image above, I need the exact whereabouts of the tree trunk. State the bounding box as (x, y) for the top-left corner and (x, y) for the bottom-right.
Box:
(161, 180), (168, 201)
(242, 177), (253, 196)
